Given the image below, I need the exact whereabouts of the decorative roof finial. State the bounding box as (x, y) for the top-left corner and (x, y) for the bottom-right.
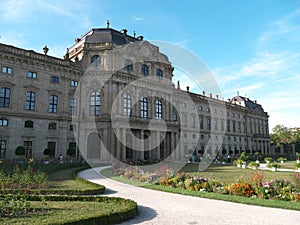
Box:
(106, 20), (110, 28)
(43, 45), (49, 55)
(133, 31), (136, 38)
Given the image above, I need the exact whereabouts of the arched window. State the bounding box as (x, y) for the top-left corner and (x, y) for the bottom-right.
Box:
(24, 120), (34, 128)
(157, 69), (163, 79)
(48, 122), (57, 130)
(0, 87), (10, 108)
(26, 91), (36, 111)
(155, 99), (163, 119)
(141, 64), (149, 76)
(125, 59), (133, 72)
(91, 55), (101, 67)
(140, 97), (148, 118)
(123, 94), (131, 116)
(90, 91), (100, 116)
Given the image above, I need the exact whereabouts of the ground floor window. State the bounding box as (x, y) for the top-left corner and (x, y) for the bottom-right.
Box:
(144, 151), (150, 160)
(24, 141), (32, 159)
(126, 147), (133, 159)
(0, 140), (6, 158)
(160, 142), (164, 159)
(47, 142), (56, 158)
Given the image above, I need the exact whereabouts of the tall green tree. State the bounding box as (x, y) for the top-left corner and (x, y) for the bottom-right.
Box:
(270, 125), (294, 148)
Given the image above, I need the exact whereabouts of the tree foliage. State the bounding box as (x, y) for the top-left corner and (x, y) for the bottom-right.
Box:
(270, 125), (300, 150)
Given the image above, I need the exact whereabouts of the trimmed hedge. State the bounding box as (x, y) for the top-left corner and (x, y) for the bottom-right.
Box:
(0, 194), (138, 225)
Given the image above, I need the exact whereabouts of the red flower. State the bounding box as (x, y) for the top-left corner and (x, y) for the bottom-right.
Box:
(31, 168), (35, 172)
(24, 189), (29, 194)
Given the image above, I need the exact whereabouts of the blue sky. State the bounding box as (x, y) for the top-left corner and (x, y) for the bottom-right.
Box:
(0, 0), (299, 130)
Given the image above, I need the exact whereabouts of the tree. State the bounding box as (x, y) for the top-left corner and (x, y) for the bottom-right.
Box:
(270, 125), (294, 148)
(67, 148), (76, 158)
(15, 146), (25, 156)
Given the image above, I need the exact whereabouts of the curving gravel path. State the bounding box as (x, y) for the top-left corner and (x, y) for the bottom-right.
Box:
(78, 167), (300, 225)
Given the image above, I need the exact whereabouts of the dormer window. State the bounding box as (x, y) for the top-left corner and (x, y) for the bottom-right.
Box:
(91, 55), (101, 67)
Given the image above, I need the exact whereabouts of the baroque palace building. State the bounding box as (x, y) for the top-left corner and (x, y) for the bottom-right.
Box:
(0, 25), (270, 162)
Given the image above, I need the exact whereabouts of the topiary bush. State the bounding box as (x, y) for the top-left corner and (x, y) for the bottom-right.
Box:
(15, 146), (25, 157)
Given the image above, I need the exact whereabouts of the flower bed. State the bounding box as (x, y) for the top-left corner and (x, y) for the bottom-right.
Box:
(112, 164), (300, 202)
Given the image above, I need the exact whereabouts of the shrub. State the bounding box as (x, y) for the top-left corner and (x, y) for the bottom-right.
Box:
(15, 146), (25, 157)
(240, 152), (248, 163)
(67, 148), (76, 157)
(264, 157), (272, 163)
(294, 162), (300, 169)
(43, 148), (50, 157)
(249, 161), (259, 168)
(267, 163), (281, 169)
(277, 157), (287, 163)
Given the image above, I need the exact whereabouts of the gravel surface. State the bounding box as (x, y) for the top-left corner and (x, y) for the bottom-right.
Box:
(78, 167), (300, 225)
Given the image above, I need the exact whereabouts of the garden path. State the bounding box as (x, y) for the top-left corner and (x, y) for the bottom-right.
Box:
(78, 166), (300, 225)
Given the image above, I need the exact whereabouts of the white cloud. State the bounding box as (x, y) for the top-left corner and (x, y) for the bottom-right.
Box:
(133, 17), (144, 21)
(213, 8), (300, 128)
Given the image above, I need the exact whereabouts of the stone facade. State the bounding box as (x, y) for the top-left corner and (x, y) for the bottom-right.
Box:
(0, 27), (270, 162)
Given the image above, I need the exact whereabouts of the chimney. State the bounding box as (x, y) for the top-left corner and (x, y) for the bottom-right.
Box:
(186, 86), (189, 92)
(202, 91), (205, 96)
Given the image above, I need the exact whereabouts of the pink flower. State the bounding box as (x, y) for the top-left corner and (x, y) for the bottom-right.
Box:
(262, 182), (270, 188)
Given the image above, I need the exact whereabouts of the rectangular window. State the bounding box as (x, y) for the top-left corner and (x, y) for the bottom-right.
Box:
(47, 142), (56, 158)
(191, 116), (195, 127)
(227, 120), (230, 132)
(221, 120), (224, 131)
(70, 98), (77, 115)
(232, 121), (236, 132)
(182, 114), (187, 126)
(0, 140), (7, 158)
(199, 116), (204, 129)
(50, 76), (59, 83)
(71, 80), (78, 87)
(0, 88), (11, 108)
(207, 118), (211, 130)
(24, 141), (32, 159)
(0, 118), (8, 127)
(49, 95), (58, 113)
(2, 66), (12, 74)
(214, 119), (218, 130)
(27, 71), (37, 79)
(26, 91), (36, 111)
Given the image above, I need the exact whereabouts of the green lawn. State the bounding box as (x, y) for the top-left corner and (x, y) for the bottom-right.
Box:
(101, 164), (300, 211)
(0, 199), (137, 225)
(0, 163), (138, 224)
